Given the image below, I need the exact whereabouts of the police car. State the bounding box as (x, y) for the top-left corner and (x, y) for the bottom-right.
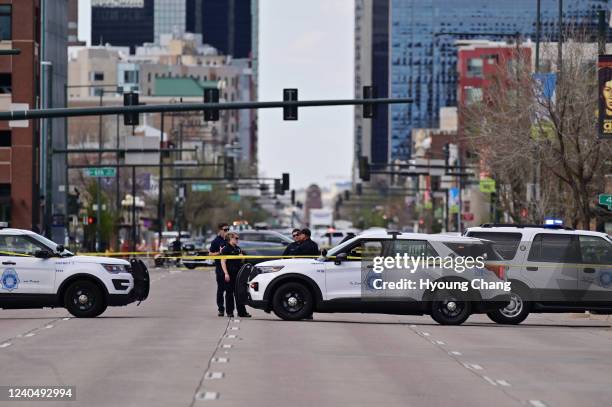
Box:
(239, 231), (511, 325)
(0, 226), (149, 318)
(465, 224), (612, 324)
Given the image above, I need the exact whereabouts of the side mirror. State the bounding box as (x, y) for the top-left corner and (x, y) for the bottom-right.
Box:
(34, 250), (51, 259)
(334, 252), (347, 265)
(56, 244), (65, 253)
(320, 248), (328, 257)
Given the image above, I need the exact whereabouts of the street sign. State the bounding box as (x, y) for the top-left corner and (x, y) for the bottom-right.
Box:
(84, 167), (116, 177)
(191, 183), (213, 192)
(479, 178), (496, 193)
(599, 194), (612, 210)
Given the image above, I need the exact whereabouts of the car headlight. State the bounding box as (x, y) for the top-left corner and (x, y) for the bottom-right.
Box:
(102, 264), (128, 273)
(257, 266), (284, 273)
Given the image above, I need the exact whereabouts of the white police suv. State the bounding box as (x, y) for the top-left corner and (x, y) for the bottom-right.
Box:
(238, 231), (511, 325)
(465, 224), (612, 324)
(0, 227), (149, 318)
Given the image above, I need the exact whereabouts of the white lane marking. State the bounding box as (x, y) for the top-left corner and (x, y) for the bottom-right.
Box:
(169, 270), (183, 274)
(496, 380), (511, 387)
(233, 319), (241, 323)
(24, 333), (35, 338)
(44, 325), (54, 329)
(421, 332), (431, 336)
(62, 317), (70, 321)
(0, 342), (11, 348)
(221, 344), (232, 349)
(409, 324), (417, 327)
(195, 391), (219, 400)
(529, 401), (547, 407)
(204, 372), (224, 380)
(226, 334), (237, 339)
(449, 351), (462, 356)
(230, 326), (239, 331)
(483, 376), (498, 386)
(463, 363), (483, 370)
(435, 340), (446, 345)
(212, 357), (229, 363)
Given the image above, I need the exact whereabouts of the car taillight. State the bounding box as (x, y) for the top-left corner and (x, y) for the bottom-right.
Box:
(485, 264), (507, 280)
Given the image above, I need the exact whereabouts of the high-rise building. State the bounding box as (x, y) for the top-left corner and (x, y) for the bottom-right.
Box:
(0, 1), (41, 230)
(91, 0), (154, 52)
(154, 0), (186, 43)
(355, 0), (611, 166)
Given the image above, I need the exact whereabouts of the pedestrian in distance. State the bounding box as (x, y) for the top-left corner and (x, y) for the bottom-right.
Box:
(282, 228), (303, 256)
(209, 223), (230, 317)
(293, 228), (320, 256)
(220, 232), (252, 318)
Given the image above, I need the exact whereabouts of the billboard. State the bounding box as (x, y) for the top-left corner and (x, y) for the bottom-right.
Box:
(598, 55), (612, 139)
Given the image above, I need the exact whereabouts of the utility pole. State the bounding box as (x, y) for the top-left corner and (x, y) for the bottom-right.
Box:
(157, 112), (164, 249)
(115, 114), (121, 250)
(131, 165), (137, 252)
(96, 90), (103, 251)
(535, 0), (541, 73)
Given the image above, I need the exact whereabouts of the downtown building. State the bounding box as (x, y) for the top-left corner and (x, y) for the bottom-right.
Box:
(0, 0), (68, 241)
(354, 0), (611, 169)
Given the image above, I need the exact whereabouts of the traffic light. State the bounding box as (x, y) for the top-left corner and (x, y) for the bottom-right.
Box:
(283, 88), (298, 120)
(166, 220), (173, 230)
(356, 183), (363, 196)
(363, 85), (376, 119)
(204, 88), (220, 121)
(274, 179), (283, 195)
(358, 156), (370, 181)
(224, 156), (235, 180)
(282, 173), (290, 191)
(123, 92), (139, 126)
(86, 216), (97, 225)
(291, 189), (296, 205)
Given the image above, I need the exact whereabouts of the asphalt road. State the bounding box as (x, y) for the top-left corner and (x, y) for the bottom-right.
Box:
(1, 267), (612, 407)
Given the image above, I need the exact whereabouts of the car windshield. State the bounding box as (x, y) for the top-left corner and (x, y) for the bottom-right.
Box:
(31, 233), (74, 257)
(326, 235), (361, 256)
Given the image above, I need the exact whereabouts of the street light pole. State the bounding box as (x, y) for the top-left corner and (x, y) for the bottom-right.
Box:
(96, 90), (103, 251)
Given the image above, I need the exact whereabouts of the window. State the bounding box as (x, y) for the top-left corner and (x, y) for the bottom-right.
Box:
(91, 72), (104, 82)
(578, 235), (612, 265)
(124, 70), (139, 83)
(346, 240), (386, 260)
(0, 73), (11, 94)
(240, 233), (263, 242)
(393, 240), (438, 257)
(0, 131), (11, 147)
(528, 234), (580, 263)
(466, 232), (522, 260)
(465, 86), (483, 104)
(443, 241), (502, 261)
(0, 5), (11, 41)
(0, 235), (47, 256)
(467, 58), (483, 78)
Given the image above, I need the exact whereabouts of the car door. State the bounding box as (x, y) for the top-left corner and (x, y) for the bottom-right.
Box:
(324, 239), (387, 300)
(0, 235), (55, 294)
(524, 233), (580, 304)
(576, 235), (612, 305)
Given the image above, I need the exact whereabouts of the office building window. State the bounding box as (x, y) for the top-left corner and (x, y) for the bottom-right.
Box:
(0, 5), (11, 41)
(0, 74), (11, 94)
(467, 58), (484, 78)
(0, 131), (10, 147)
(465, 87), (483, 104)
(91, 72), (105, 82)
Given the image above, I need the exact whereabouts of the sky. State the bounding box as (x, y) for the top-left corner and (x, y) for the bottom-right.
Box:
(78, 0), (355, 190)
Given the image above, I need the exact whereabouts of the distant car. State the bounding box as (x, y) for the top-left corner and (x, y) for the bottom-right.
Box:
(182, 230), (293, 269)
(317, 231), (356, 248)
(0, 227), (149, 317)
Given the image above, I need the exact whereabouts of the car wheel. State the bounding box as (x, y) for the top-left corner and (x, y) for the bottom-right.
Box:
(184, 264), (196, 270)
(430, 289), (471, 325)
(64, 280), (107, 318)
(272, 282), (313, 321)
(487, 288), (531, 325)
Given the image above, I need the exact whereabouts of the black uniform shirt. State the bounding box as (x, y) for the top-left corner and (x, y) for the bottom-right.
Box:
(209, 235), (227, 273)
(283, 241), (301, 256)
(221, 244), (244, 275)
(293, 238), (320, 256)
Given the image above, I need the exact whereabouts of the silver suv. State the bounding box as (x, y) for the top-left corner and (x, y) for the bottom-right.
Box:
(465, 224), (612, 324)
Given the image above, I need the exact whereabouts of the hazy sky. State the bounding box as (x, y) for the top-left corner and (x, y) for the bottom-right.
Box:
(78, 0), (355, 190)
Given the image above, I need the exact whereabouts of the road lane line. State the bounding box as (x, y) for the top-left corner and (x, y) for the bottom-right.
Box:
(212, 357), (228, 363)
(434, 340), (445, 345)
(24, 333), (35, 338)
(205, 372), (224, 380)
(463, 363), (483, 370)
(221, 344), (232, 349)
(226, 334), (237, 339)
(0, 342), (11, 348)
(62, 317), (70, 321)
(230, 326), (239, 330)
(44, 324), (54, 329)
(420, 332), (431, 336)
(449, 351), (462, 356)
(483, 376), (498, 386)
(529, 401), (547, 407)
(195, 391), (219, 401)
(496, 380), (511, 387)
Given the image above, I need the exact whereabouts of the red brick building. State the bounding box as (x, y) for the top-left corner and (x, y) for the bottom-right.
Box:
(0, 0), (41, 229)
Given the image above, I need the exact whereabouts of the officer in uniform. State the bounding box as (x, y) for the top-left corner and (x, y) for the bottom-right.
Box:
(220, 232), (252, 318)
(209, 223), (229, 317)
(282, 228), (303, 256)
(293, 228), (320, 256)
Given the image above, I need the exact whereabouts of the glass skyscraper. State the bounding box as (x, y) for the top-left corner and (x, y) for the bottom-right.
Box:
(356, 0), (610, 165)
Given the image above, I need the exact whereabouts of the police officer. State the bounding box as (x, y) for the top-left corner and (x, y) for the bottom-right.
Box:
(293, 228), (320, 256)
(220, 232), (252, 318)
(209, 223), (229, 317)
(282, 228), (303, 256)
